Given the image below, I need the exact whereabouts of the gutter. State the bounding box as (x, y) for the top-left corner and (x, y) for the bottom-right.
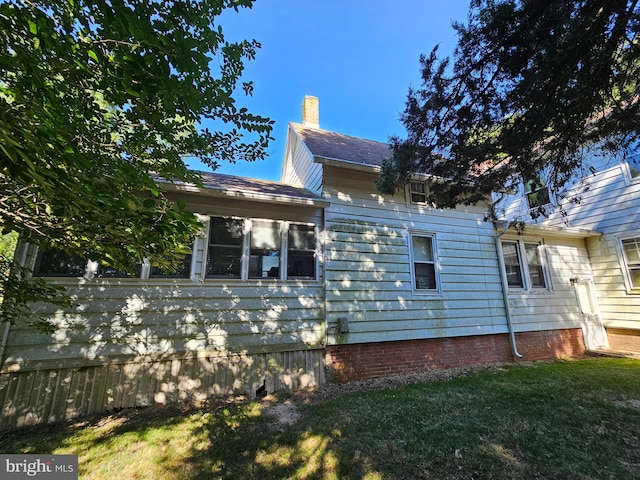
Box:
(493, 220), (523, 358)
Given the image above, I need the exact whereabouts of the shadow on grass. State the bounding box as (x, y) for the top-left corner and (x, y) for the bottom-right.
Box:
(1, 358), (640, 480)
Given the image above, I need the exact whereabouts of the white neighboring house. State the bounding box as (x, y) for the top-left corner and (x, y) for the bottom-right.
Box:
(494, 148), (640, 352)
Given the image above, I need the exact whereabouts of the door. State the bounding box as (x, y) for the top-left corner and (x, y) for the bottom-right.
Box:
(573, 278), (609, 350)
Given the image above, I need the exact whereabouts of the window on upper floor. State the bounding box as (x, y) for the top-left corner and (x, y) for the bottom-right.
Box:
(409, 233), (439, 293)
(501, 240), (550, 291)
(525, 176), (551, 210)
(408, 180), (428, 205)
(628, 156), (640, 179)
(618, 236), (640, 292)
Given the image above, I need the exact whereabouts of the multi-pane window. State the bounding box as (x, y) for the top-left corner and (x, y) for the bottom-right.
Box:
(409, 181), (428, 204)
(205, 216), (318, 281)
(31, 216), (317, 282)
(501, 240), (549, 291)
(619, 236), (640, 290)
(410, 234), (437, 291)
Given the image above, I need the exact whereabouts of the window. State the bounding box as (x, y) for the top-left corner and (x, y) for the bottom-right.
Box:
(500, 240), (549, 291)
(628, 157), (640, 179)
(34, 249), (86, 277)
(501, 242), (524, 288)
(619, 236), (640, 291)
(249, 220), (281, 278)
(409, 181), (428, 204)
(33, 249), (141, 278)
(205, 216), (318, 281)
(287, 224), (316, 278)
(30, 216), (318, 282)
(207, 217), (244, 278)
(525, 177), (551, 210)
(149, 254), (192, 279)
(410, 233), (438, 292)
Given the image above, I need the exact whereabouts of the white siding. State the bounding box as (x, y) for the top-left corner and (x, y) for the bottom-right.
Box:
(502, 235), (594, 332)
(281, 125), (323, 194)
(2, 281), (325, 369)
(322, 166), (509, 345)
(496, 154), (640, 329)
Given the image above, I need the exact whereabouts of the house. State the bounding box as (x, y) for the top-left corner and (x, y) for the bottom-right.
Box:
(0, 96), (634, 429)
(494, 147), (640, 353)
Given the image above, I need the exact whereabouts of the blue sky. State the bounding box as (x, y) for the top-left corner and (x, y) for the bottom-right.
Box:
(191, 0), (470, 181)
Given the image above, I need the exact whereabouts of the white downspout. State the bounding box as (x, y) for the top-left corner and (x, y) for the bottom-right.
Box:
(493, 221), (523, 358)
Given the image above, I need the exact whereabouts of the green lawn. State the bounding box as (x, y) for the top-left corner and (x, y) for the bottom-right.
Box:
(1, 357), (639, 479)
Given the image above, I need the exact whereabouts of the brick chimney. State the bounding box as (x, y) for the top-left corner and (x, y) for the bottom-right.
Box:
(302, 95), (319, 129)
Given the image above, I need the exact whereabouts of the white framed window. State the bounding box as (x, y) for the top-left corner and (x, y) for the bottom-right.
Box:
(617, 235), (640, 293)
(500, 239), (550, 292)
(409, 232), (440, 293)
(408, 180), (428, 205)
(525, 176), (551, 210)
(29, 216), (319, 283)
(287, 223), (317, 279)
(205, 216), (319, 282)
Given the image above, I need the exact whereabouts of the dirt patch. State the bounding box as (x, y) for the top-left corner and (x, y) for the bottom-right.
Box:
(297, 363), (509, 403)
(263, 400), (301, 431)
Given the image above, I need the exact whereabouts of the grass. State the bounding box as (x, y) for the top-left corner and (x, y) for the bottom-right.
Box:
(1, 357), (639, 479)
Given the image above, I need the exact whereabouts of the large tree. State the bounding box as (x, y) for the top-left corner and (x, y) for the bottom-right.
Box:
(0, 0), (273, 322)
(377, 0), (640, 214)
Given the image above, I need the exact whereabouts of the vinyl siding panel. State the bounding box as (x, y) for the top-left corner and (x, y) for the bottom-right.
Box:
(322, 166), (508, 345)
(0, 193), (327, 429)
(281, 125), (323, 194)
(2, 280), (325, 370)
(497, 156), (640, 330)
(504, 236), (595, 333)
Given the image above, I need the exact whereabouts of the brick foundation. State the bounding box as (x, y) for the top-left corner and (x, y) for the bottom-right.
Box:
(606, 328), (640, 353)
(325, 329), (586, 383)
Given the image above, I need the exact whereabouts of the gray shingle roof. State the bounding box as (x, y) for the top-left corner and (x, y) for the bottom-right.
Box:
(291, 122), (391, 168)
(198, 171), (321, 199)
(162, 170), (327, 205)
